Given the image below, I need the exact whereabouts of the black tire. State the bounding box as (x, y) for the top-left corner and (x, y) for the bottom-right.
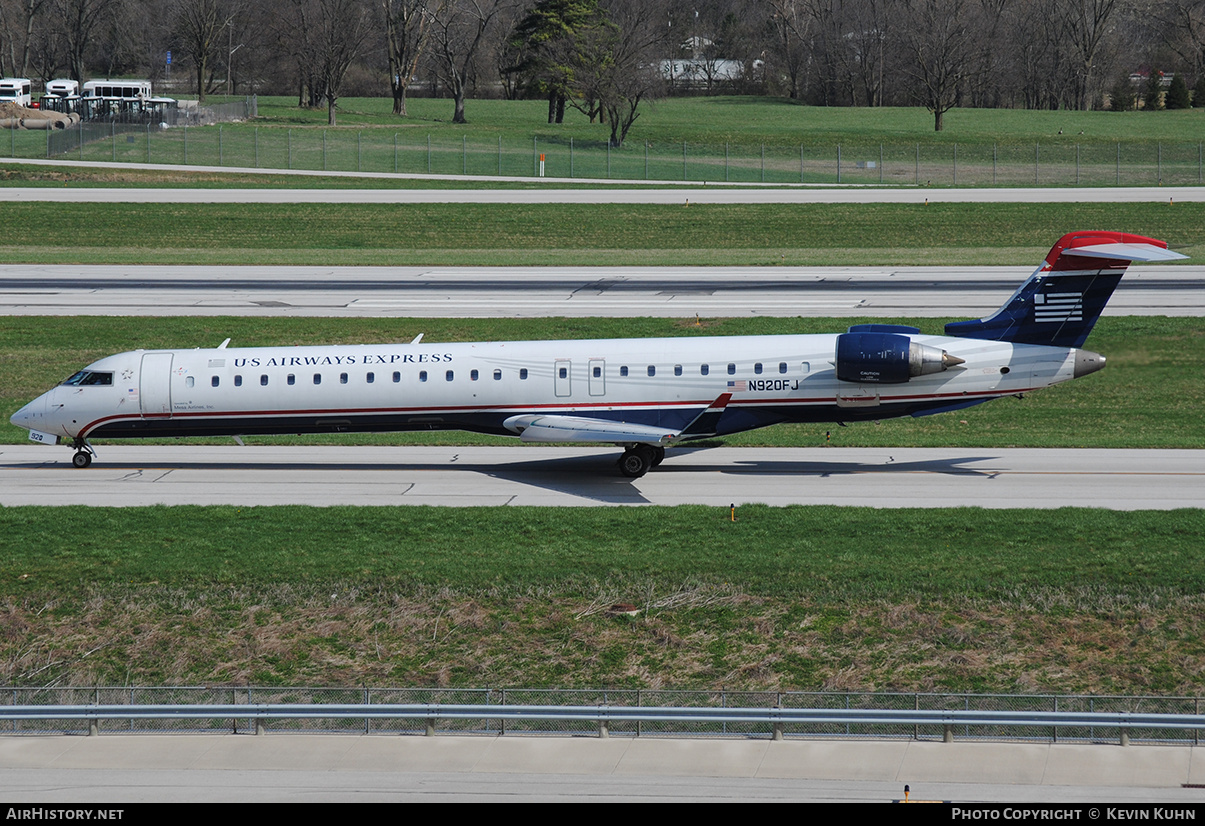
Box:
(651, 446), (666, 467)
(619, 445), (654, 478)
(72, 451), (92, 468)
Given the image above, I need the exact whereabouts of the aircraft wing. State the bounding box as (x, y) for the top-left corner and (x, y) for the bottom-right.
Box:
(504, 393), (734, 445)
(503, 414), (678, 444)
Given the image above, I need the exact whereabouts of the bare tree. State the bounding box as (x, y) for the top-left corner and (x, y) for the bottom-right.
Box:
(54, 0), (115, 83)
(0, 0), (48, 77)
(385, 0), (435, 115)
(764, 0), (810, 100)
(428, 0), (512, 123)
(173, 0), (243, 102)
(597, 0), (665, 147)
(899, 0), (983, 130)
(279, 0), (370, 123)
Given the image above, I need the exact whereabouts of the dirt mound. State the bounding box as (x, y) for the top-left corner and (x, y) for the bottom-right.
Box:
(0, 101), (75, 129)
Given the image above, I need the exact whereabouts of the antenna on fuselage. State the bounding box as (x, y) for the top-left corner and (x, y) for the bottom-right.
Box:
(410, 333), (424, 344)
(218, 338), (231, 349)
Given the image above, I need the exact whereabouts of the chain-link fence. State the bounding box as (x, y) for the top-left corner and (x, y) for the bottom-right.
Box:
(3, 107), (1204, 186)
(2, 686), (1201, 743)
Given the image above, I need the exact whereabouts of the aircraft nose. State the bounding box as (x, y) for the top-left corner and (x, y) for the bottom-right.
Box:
(10, 398), (39, 430)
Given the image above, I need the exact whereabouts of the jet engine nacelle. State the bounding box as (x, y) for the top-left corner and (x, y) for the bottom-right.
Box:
(835, 330), (963, 384)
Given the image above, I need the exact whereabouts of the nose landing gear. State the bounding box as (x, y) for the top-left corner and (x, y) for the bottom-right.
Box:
(70, 438), (94, 468)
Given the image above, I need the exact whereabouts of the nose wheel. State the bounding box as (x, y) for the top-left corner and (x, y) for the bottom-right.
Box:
(70, 439), (95, 468)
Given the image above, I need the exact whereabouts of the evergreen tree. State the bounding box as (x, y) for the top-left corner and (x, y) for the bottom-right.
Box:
(1166, 72), (1191, 109)
(1110, 75), (1134, 111)
(1143, 71), (1163, 110)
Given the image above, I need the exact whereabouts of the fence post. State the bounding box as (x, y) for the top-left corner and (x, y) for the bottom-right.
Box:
(1035, 142), (1039, 185)
(254, 126), (258, 168)
(358, 131), (362, 172)
(1116, 142), (1120, 185)
(147, 123), (151, 163)
(914, 144), (918, 185)
(607, 141), (611, 178)
(1076, 144), (1080, 185)
(761, 144), (765, 183)
(953, 143), (957, 186)
(837, 144), (842, 183)
(644, 141), (648, 179)
(462, 135), (466, 175)
(800, 144), (804, 183)
(111, 120), (115, 162)
(1158, 142), (1162, 184)
(219, 124), (223, 166)
(725, 142), (728, 182)
(394, 133), (398, 174)
(879, 143), (883, 184)
(993, 143), (997, 185)
(532, 136), (536, 176)
(570, 137), (573, 177)
(682, 141), (686, 181)
(287, 128), (291, 169)
(497, 135), (501, 175)
(428, 135), (431, 173)
(322, 130), (327, 171)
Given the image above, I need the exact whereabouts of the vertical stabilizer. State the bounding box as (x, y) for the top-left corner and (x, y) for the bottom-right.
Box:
(944, 232), (1186, 347)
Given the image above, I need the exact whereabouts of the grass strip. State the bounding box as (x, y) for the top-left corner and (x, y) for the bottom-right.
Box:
(4, 505), (1202, 600)
(0, 202), (1201, 266)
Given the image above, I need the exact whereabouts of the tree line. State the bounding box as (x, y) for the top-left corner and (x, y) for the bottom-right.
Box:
(1, 0), (1202, 137)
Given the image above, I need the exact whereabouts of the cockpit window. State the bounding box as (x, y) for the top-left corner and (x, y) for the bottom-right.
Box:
(62, 371), (113, 386)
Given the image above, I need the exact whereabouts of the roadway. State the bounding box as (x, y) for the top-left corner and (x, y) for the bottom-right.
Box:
(2, 734), (1204, 803)
(2, 264), (1201, 317)
(2, 445), (1199, 509)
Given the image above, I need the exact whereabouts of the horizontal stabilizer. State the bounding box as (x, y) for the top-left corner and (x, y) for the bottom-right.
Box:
(503, 414), (676, 444)
(1060, 243), (1188, 263)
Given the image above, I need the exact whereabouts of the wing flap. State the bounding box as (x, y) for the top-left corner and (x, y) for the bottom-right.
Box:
(503, 414), (677, 444)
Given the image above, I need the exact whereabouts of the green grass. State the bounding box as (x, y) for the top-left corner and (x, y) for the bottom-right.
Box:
(0, 201), (1201, 266)
(3, 505), (1201, 597)
(4, 505), (1205, 692)
(3, 315), (1203, 448)
(7, 97), (1205, 187)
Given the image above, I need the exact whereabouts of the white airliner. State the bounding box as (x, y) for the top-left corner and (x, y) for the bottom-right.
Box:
(10, 232), (1186, 477)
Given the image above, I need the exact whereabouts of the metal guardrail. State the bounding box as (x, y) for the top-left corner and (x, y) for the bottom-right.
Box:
(3, 702), (1203, 746)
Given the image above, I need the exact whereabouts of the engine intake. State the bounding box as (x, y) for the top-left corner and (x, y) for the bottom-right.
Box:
(835, 331), (964, 384)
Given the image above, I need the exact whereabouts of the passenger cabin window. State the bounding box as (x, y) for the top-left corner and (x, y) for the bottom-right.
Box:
(493, 369), (502, 381)
(185, 376), (194, 388)
(393, 371), (401, 383)
(700, 364), (709, 376)
(647, 366), (656, 377)
(727, 363), (736, 375)
(754, 363), (763, 374)
(287, 374), (295, 386)
(471, 369), (479, 381)
(779, 362), (787, 374)
(260, 375), (268, 386)
(620, 366), (628, 377)
(446, 370), (454, 381)
(520, 368), (528, 380)
(340, 373), (348, 384)
(313, 374), (321, 385)
(419, 371), (428, 382)
(211, 376), (220, 388)
(234, 375), (242, 387)
(366, 372), (375, 384)
(674, 365), (682, 376)
(593, 366), (601, 378)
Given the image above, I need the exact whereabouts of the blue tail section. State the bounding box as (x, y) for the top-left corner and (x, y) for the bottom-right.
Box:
(945, 232), (1185, 348)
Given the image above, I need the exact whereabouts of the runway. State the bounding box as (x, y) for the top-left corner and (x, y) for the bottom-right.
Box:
(2, 445), (1199, 509)
(2, 263), (1201, 317)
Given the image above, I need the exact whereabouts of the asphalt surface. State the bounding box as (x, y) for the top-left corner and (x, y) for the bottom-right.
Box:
(2, 445), (1200, 509)
(2, 263), (1201, 317)
(2, 734), (1204, 803)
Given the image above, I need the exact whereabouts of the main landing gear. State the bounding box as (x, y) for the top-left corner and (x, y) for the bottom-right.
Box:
(70, 438), (94, 469)
(618, 444), (665, 478)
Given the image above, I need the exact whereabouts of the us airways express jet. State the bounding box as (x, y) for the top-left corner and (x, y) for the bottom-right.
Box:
(10, 232), (1187, 478)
